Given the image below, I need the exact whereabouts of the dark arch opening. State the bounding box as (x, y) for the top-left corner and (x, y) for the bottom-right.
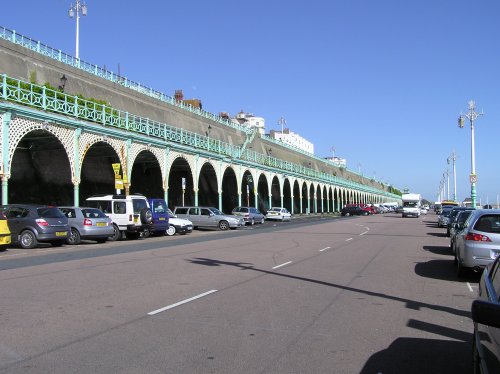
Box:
(130, 150), (163, 197)
(168, 157), (194, 209)
(198, 163), (218, 207)
(222, 167), (238, 213)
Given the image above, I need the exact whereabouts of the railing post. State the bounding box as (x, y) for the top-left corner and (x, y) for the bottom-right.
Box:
(125, 112), (129, 130)
(102, 104), (106, 125)
(2, 74), (6, 100)
(74, 95), (78, 118)
(11, 30), (16, 43)
(42, 85), (46, 110)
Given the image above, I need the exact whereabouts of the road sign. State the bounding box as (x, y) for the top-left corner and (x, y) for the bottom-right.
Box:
(112, 163), (121, 176)
(182, 177), (186, 190)
(470, 174), (477, 183)
(115, 179), (123, 190)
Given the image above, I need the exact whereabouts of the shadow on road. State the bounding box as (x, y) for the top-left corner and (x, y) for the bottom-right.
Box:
(427, 232), (447, 237)
(360, 336), (471, 373)
(187, 257), (471, 318)
(414, 258), (480, 282)
(423, 245), (451, 256)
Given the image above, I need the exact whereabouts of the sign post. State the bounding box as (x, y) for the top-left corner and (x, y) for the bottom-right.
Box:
(246, 184), (250, 207)
(112, 163), (122, 194)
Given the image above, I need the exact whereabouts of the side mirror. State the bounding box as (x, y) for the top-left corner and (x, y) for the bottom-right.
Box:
(471, 300), (500, 328)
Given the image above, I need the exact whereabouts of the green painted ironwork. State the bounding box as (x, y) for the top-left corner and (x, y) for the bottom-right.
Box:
(0, 26), (251, 134)
(0, 73), (399, 199)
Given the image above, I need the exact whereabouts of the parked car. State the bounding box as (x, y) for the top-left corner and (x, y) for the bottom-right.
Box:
(455, 209), (500, 277)
(146, 198), (170, 237)
(450, 210), (474, 257)
(173, 206), (244, 230)
(341, 206), (369, 217)
(0, 210), (11, 250)
(231, 206), (265, 225)
(437, 207), (454, 228)
(0, 204), (69, 249)
(59, 206), (114, 245)
(85, 194), (152, 240)
(265, 207), (291, 221)
(471, 254), (500, 373)
(446, 207), (474, 237)
(166, 208), (193, 236)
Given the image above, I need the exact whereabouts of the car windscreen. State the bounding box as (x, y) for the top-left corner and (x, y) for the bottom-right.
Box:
(210, 208), (223, 215)
(37, 207), (65, 218)
(153, 200), (167, 213)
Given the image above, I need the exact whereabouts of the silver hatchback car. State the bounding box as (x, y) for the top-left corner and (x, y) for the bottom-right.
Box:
(455, 209), (500, 277)
(59, 207), (114, 245)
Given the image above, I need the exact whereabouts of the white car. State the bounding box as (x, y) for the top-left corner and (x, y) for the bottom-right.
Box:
(166, 209), (193, 236)
(266, 207), (291, 221)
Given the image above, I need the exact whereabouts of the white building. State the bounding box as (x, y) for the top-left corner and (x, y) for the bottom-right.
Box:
(268, 128), (314, 154)
(229, 110), (266, 135)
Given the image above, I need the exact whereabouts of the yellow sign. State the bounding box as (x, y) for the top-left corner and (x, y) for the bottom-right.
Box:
(123, 174), (128, 183)
(114, 174), (122, 180)
(112, 163), (121, 176)
(115, 179), (124, 190)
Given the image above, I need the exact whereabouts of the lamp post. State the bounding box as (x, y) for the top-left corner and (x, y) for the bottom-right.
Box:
(448, 152), (457, 201)
(68, 0), (88, 59)
(458, 100), (483, 208)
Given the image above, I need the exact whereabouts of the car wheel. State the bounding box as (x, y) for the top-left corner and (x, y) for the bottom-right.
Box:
(19, 230), (37, 249)
(67, 228), (81, 245)
(345, 212), (350, 217)
(140, 208), (153, 224)
(260, 218), (265, 224)
(142, 229), (151, 238)
(218, 220), (229, 230)
(108, 224), (121, 241)
(363, 212), (368, 216)
(251, 218), (255, 225)
(166, 225), (176, 236)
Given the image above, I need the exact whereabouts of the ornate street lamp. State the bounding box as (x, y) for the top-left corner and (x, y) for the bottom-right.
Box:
(458, 100), (483, 208)
(68, 0), (88, 59)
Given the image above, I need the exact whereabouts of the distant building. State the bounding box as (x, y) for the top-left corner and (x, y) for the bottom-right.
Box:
(324, 156), (347, 168)
(230, 110), (265, 135)
(174, 90), (202, 109)
(269, 128), (314, 154)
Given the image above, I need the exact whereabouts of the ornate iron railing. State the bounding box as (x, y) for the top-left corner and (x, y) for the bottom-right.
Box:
(0, 26), (252, 134)
(0, 74), (398, 198)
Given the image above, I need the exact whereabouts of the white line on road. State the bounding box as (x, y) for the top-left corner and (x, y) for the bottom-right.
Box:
(272, 261), (292, 269)
(346, 238), (353, 242)
(466, 282), (474, 292)
(319, 246), (331, 252)
(148, 290), (218, 316)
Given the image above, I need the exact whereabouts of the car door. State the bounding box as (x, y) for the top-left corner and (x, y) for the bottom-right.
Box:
(200, 208), (215, 227)
(187, 207), (201, 226)
(5, 206), (27, 239)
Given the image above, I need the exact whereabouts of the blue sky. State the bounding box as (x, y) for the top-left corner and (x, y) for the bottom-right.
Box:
(2, 1), (500, 203)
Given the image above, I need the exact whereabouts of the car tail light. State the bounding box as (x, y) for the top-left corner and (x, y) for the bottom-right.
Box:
(35, 218), (49, 227)
(84, 219), (92, 226)
(244, 214), (249, 217)
(129, 214), (133, 222)
(465, 233), (492, 242)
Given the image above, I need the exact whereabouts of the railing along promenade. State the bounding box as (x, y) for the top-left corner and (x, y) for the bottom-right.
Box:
(0, 74), (396, 198)
(0, 26), (251, 135)
(0, 26), (392, 193)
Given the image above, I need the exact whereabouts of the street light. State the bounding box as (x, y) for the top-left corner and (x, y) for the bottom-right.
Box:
(68, 0), (88, 59)
(458, 100), (483, 208)
(448, 152), (457, 201)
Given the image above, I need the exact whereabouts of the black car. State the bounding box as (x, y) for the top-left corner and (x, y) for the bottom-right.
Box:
(472, 255), (500, 373)
(341, 206), (369, 217)
(0, 204), (69, 249)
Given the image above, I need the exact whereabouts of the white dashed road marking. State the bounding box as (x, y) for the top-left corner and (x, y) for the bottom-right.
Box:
(272, 261), (292, 270)
(148, 290), (218, 315)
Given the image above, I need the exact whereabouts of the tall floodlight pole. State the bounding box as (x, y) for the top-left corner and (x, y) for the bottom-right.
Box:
(278, 117), (286, 135)
(68, 1), (88, 59)
(448, 152), (457, 201)
(458, 100), (483, 208)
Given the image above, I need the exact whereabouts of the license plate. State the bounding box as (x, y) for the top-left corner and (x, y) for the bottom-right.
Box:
(56, 231), (67, 237)
(96, 222), (106, 227)
(159, 217), (165, 221)
(134, 217), (139, 223)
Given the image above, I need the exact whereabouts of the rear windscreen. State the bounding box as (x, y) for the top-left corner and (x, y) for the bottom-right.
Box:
(38, 207), (65, 218)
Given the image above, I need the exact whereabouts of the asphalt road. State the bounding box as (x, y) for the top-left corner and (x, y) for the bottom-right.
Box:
(0, 213), (478, 373)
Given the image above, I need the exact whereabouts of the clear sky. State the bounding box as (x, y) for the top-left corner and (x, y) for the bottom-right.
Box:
(1, 1), (500, 204)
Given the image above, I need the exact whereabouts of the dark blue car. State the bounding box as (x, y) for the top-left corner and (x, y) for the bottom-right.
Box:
(145, 198), (169, 237)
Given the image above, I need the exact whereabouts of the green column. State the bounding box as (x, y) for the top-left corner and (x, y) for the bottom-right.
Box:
(291, 195), (294, 215)
(218, 190), (222, 211)
(73, 128), (81, 207)
(164, 147), (170, 203)
(1, 111), (11, 205)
